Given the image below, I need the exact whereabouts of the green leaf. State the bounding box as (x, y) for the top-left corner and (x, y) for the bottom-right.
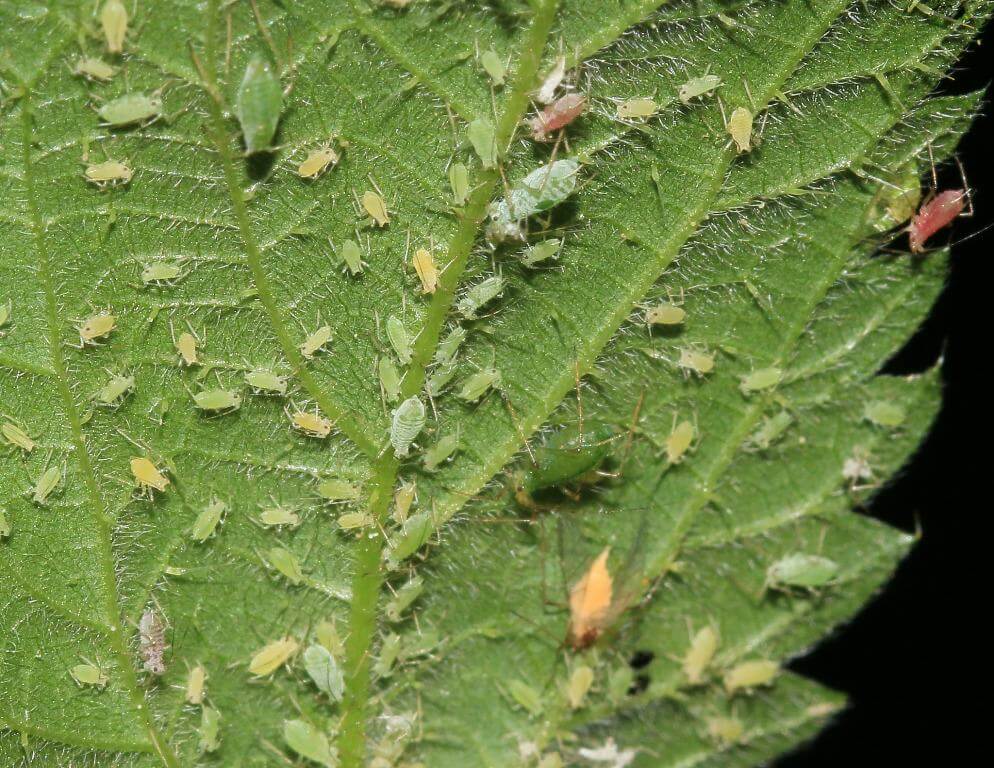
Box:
(0, 0), (986, 766)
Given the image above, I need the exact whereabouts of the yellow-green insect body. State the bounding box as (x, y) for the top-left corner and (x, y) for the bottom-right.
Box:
(616, 97), (658, 120)
(191, 498), (228, 542)
(78, 311), (117, 345)
(284, 719), (335, 767)
(297, 145), (339, 179)
(236, 54), (283, 155)
(300, 325), (332, 359)
(386, 316), (412, 365)
(32, 465), (63, 505)
(267, 546), (305, 585)
(339, 239), (365, 275)
(458, 368), (501, 402)
(70, 660), (109, 688)
(95, 373), (135, 406)
(73, 57), (117, 82)
(378, 357), (401, 403)
(245, 369), (287, 395)
(2, 422), (35, 453)
(84, 159), (132, 188)
(198, 706), (221, 754)
(100, 0), (128, 54)
(193, 389), (242, 413)
(318, 478), (361, 502)
(140, 260), (186, 286)
(98, 92), (162, 128)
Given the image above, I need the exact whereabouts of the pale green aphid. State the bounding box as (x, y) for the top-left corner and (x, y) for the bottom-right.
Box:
(480, 49), (506, 85)
(391, 397), (426, 458)
(378, 356), (401, 403)
(191, 498), (227, 542)
(384, 511), (432, 567)
(665, 420), (695, 464)
(84, 159), (132, 187)
(98, 92), (162, 127)
(267, 546), (305, 585)
(100, 0), (127, 54)
(2, 422), (35, 452)
(458, 368), (500, 402)
(185, 664), (207, 705)
(95, 373), (134, 406)
(385, 575), (424, 622)
(427, 362), (458, 397)
(0, 299), (10, 330)
(724, 660), (778, 694)
(193, 389), (242, 413)
(0, 510), (10, 538)
(449, 162), (470, 205)
(567, 664), (595, 709)
(682, 626), (719, 685)
(616, 97), (658, 120)
(864, 400), (906, 428)
(318, 478), (361, 501)
(678, 73), (722, 104)
(303, 643), (344, 701)
(284, 720), (335, 768)
(315, 620), (345, 657)
(386, 315), (412, 365)
(373, 632), (402, 677)
(338, 512), (373, 530)
(259, 502), (300, 528)
(508, 679), (543, 716)
(236, 53), (282, 155)
(140, 261), (185, 286)
(340, 239), (365, 275)
(766, 553), (839, 591)
(73, 57), (117, 82)
(300, 324), (332, 359)
(727, 106), (754, 153)
(646, 301), (685, 326)
(468, 117), (498, 169)
(740, 366), (782, 394)
(244, 369), (287, 395)
(198, 706), (221, 754)
(423, 432), (458, 471)
(361, 190), (391, 227)
(747, 410), (793, 450)
(435, 326), (467, 368)
(487, 159), (580, 241)
(70, 661), (108, 688)
(393, 482), (416, 524)
(457, 275), (505, 319)
(708, 716), (744, 746)
(678, 347), (715, 376)
(521, 238), (562, 267)
(33, 465), (62, 505)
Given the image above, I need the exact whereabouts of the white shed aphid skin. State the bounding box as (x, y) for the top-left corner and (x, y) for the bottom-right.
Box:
(724, 660), (778, 695)
(139, 607), (168, 676)
(100, 0), (128, 55)
(678, 73), (722, 104)
(97, 91), (163, 128)
(457, 275), (505, 319)
(412, 247), (439, 294)
(191, 498), (227, 542)
(740, 366), (782, 395)
(457, 368), (501, 402)
(73, 57), (117, 82)
(303, 643), (344, 700)
(386, 315), (412, 365)
(726, 106), (754, 153)
(362, 190), (391, 227)
(665, 419), (695, 464)
(707, 716), (744, 745)
(185, 664), (207, 705)
(198, 705), (221, 754)
(746, 410), (793, 450)
(244, 368), (287, 396)
(266, 546), (305, 585)
(423, 432), (458, 471)
(290, 409), (333, 438)
(765, 553), (839, 592)
(391, 397), (426, 458)
(842, 447), (875, 490)
(297, 144), (339, 179)
(248, 636), (299, 677)
(521, 238), (562, 267)
(677, 347), (715, 376)
(566, 664), (595, 710)
(864, 400), (906, 428)
(468, 117), (498, 169)
(32, 464), (63, 505)
(78, 311), (117, 345)
(682, 625), (719, 685)
(2, 421), (35, 453)
(480, 49), (506, 86)
(378, 356), (402, 403)
(70, 659), (109, 689)
(535, 55), (566, 104)
(284, 719), (336, 767)
(487, 159), (581, 242)
(192, 388), (242, 413)
(338, 238), (366, 276)
(299, 324), (332, 359)
(140, 260), (187, 287)
(616, 97), (658, 120)
(317, 478), (361, 501)
(95, 372), (135, 407)
(393, 481), (416, 524)
(130, 456), (169, 495)
(385, 575), (424, 622)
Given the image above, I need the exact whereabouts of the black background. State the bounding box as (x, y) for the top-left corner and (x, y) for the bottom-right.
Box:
(775, 19), (992, 768)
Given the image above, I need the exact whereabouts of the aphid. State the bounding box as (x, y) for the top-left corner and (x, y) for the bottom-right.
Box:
(530, 94), (586, 141)
(70, 661), (108, 689)
(863, 400), (905, 428)
(468, 118), (498, 169)
(291, 410), (333, 438)
(434, 326), (467, 368)
(678, 347), (715, 376)
(373, 632), (402, 678)
(140, 261), (185, 286)
(299, 324), (332, 359)
(740, 366), (782, 394)
(185, 664), (207, 705)
(78, 311), (116, 344)
(362, 190), (391, 227)
(412, 248), (439, 294)
(513, 422), (613, 503)
(393, 481), (416, 524)
(457, 368), (501, 402)
(487, 159), (580, 241)
(139, 607), (167, 676)
(333, 238), (364, 276)
(682, 626), (718, 685)
(378, 357), (401, 403)
(304, 643), (344, 700)
(73, 57), (117, 82)
(568, 547), (613, 649)
(130, 456), (169, 494)
(32, 465), (62, 505)
(535, 55), (566, 104)
(386, 315), (412, 365)
(93, 371), (133, 408)
(746, 411), (793, 450)
(457, 275), (505, 319)
(707, 716), (744, 745)
(338, 512), (373, 530)
(84, 159), (132, 187)
(765, 553), (839, 592)
(616, 97), (657, 121)
(249, 636), (299, 676)
(316, 619), (345, 657)
(678, 74), (722, 104)
(521, 238), (562, 267)
(175, 331), (198, 366)
(2, 422), (35, 452)
(909, 189), (966, 253)
(480, 49), (506, 86)
(385, 575), (424, 622)
(236, 53), (282, 155)
(567, 664), (595, 709)
(390, 397), (426, 458)
(267, 546), (305, 585)
(284, 719), (335, 767)
(726, 107), (753, 153)
(191, 498), (227, 542)
(384, 511), (432, 567)
(244, 368), (287, 395)
(423, 432), (458, 471)
(507, 679), (543, 716)
(297, 145), (339, 179)
(193, 388), (242, 413)
(259, 502), (300, 528)
(645, 301), (685, 326)
(449, 162), (470, 206)
(665, 420), (695, 464)
(0, 510), (10, 538)
(868, 165), (921, 232)
(98, 92), (162, 127)
(100, 0), (128, 54)
(724, 660), (778, 694)
(0, 299), (10, 331)
(427, 362), (458, 397)
(318, 478), (361, 501)
(198, 706), (221, 754)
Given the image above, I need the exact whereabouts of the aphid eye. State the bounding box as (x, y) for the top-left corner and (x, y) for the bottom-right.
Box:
(236, 53), (283, 155)
(726, 107), (754, 153)
(100, 0), (128, 55)
(361, 191), (390, 227)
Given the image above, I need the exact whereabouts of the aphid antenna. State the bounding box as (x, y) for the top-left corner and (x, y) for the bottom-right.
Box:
(248, 0), (283, 71)
(742, 78), (756, 111)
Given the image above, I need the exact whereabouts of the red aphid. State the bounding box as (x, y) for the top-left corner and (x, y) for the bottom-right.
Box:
(530, 94), (586, 141)
(908, 189), (965, 253)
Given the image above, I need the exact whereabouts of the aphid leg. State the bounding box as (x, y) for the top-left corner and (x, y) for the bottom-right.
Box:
(501, 389), (537, 466)
(249, 0), (282, 71)
(954, 155), (975, 217)
(573, 358), (585, 439)
(224, 10), (233, 75)
(618, 388), (646, 472)
(742, 79), (756, 111)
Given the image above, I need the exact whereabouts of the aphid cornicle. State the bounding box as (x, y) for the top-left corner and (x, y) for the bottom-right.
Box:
(391, 397), (426, 458)
(236, 53), (282, 155)
(100, 0), (128, 55)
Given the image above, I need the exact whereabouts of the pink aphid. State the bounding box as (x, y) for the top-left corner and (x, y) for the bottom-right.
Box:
(909, 189), (965, 253)
(530, 94), (586, 141)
